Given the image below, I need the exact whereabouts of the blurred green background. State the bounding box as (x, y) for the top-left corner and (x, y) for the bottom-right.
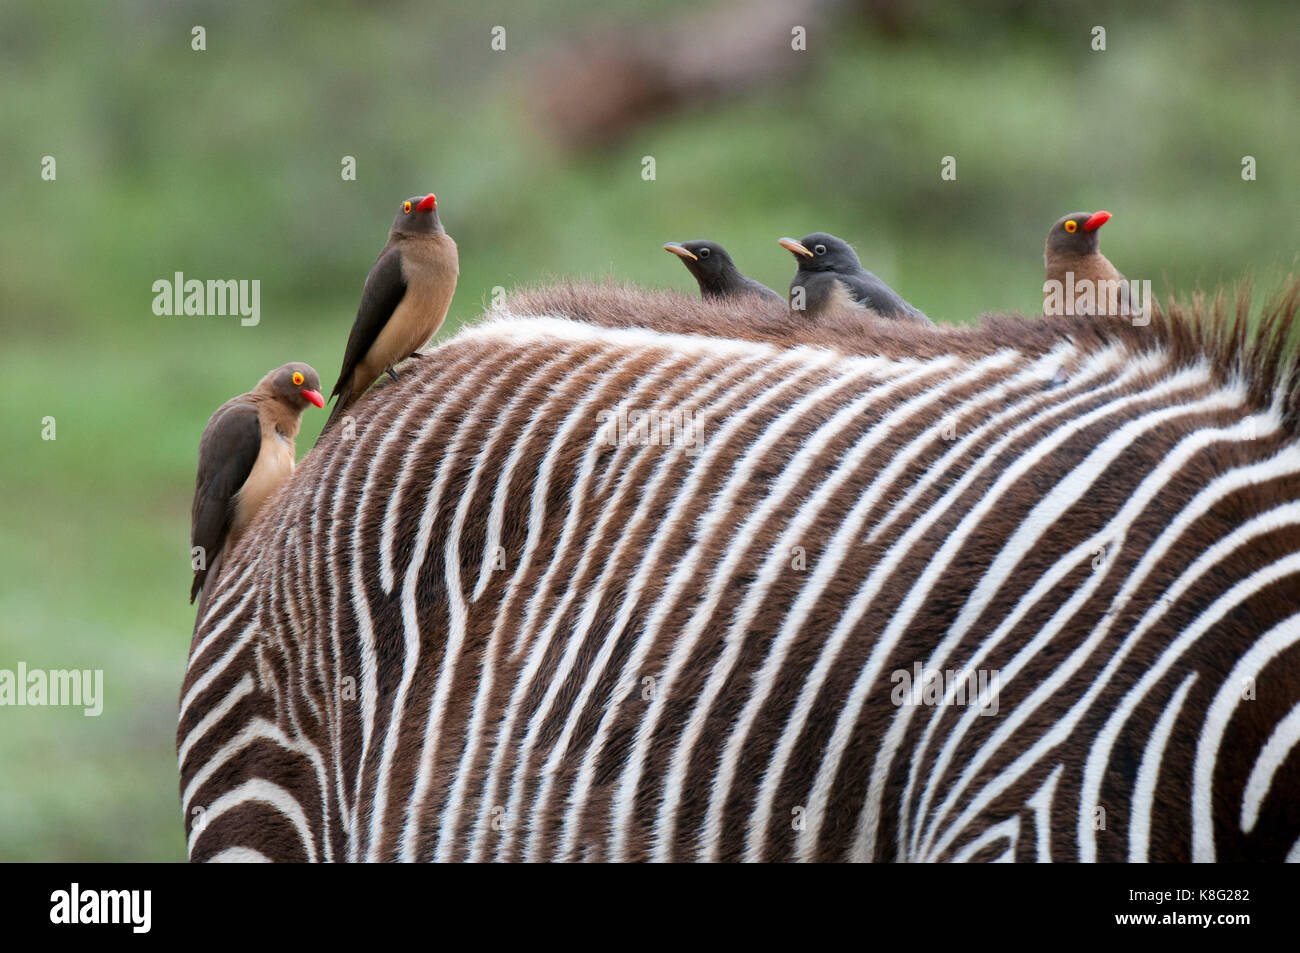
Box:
(0, 0), (1296, 861)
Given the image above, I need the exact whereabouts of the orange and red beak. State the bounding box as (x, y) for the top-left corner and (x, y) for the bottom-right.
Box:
(1083, 210), (1111, 232)
(779, 237), (814, 258)
(302, 389), (325, 408)
(415, 193), (437, 213)
(663, 242), (698, 261)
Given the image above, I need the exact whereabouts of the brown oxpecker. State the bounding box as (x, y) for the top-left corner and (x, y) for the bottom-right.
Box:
(190, 363), (324, 606)
(324, 193), (459, 432)
(1043, 210), (1128, 316)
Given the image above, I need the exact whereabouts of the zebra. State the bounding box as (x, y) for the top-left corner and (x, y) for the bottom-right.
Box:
(178, 281), (1300, 862)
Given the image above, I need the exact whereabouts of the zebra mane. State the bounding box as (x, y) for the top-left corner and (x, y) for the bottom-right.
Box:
(498, 278), (1300, 436)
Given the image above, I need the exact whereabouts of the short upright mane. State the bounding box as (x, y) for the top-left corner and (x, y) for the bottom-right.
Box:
(500, 279), (1300, 435)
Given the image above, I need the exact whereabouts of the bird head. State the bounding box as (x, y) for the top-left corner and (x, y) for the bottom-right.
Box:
(391, 193), (443, 235)
(663, 240), (736, 282)
(1046, 211), (1111, 257)
(267, 363), (325, 409)
(778, 233), (862, 274)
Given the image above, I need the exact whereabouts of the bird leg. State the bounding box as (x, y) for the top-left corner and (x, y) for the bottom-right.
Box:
(385, 365), (400, 383)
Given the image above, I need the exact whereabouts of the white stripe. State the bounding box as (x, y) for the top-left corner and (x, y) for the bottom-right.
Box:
(364, 355), (522, 861)
(911, 390), (1254, 858)
(505, 355), (783, 860)
(331, 403), (387, 845)
(951, 817), (1019, 863)
(1026, 764), (1064, 863)
(188, 777), (317, 862)
(433, 354), (656, 861)
(262, 514), (329, 860)
(628, 356), (950, 861)
(195, 548), (260, 631)
(461, 354), (705, 861)
(1192, 613), (1300, 852)
(303, 444), (352, 843)
(181, 716), (327, 825)
(408, 353), (634, 860)
(375, 356), (486, 592)
(188, 584), (257, 673)
(178, 617), (261, 722)
(733, 353), (1023, 861)
(798, 352), (1174, 860)
(647, 355), (950, 861)
(207, 847), (272, 863)
(865, 342), (1082, 545)
(600, 354), (845, 860)
(177, 674), (255, 767)
(536, 354), (924, 860)
(914, 439), (1300, 861)
(1076, 533), (1300, 862)
(468, 352), (616, 600)
(349, 348), (506, 849)
(1129, 673), (1197, 861)
(1241, 700), (1300, 834)
(466, 354), (736, 861)
(463, 311), (781, 363)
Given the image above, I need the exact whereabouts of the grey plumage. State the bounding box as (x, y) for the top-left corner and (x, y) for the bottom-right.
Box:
(780, 232), (930, 323)
(663, 240), (783, 303)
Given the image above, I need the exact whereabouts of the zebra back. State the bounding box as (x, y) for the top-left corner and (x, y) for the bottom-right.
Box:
(179, 282), (1300, 862)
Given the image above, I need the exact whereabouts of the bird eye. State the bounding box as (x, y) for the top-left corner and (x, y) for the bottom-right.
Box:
(1064, 220), (1077, 233)
(698, 247), (710, 258)
(292, 371), (305, 386)
(814, 244), (827, 255)
(403, 201), (412, 214)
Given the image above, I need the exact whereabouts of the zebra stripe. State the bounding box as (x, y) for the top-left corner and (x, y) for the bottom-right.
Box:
(179, 283), (1300, 862)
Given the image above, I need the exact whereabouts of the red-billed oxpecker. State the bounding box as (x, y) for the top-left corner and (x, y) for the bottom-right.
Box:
(190, 363), (324, 607)
(324, 193), (459, 432)
(1043, 210), (1128, 317)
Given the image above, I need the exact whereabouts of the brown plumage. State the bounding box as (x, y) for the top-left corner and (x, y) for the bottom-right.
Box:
(323, 193), (459, 433)
(1043, 210), (1129, 316)
(190, 363), (323, 606)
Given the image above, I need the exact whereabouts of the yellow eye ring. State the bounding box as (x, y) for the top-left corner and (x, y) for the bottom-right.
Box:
(403, 201), (412, 214)
(292, 372), (304, 386)
(1064, 220), (1078, 233)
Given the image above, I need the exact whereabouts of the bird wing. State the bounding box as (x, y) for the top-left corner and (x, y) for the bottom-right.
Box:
(329, 245), (408, 399)
(836, 272), (910, 315)
(190, 401), (262, 602)
(743, 276), (784, 302)
(838, 273), (930, 323)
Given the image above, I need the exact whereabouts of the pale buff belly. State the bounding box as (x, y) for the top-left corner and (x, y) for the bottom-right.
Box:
(827, 278), (872, 315)
(352, 250), (457, 394)
(231, 431), (295, 540)
(367, 291), (441, 371)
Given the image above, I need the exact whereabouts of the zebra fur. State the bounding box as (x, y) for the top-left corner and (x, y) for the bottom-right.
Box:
(179, 282), (1300, 862)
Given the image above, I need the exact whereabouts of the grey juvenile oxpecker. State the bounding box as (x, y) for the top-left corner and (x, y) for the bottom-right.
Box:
(779, 232), (930, 323)
(663, 240), (783, 303)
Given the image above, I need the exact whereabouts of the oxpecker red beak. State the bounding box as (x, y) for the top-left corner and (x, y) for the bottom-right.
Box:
(415, 194), (437, 212)
(302, 389), (325, 408)
(1083, 210), (1111, 232)
(779, 237), (814, 258)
